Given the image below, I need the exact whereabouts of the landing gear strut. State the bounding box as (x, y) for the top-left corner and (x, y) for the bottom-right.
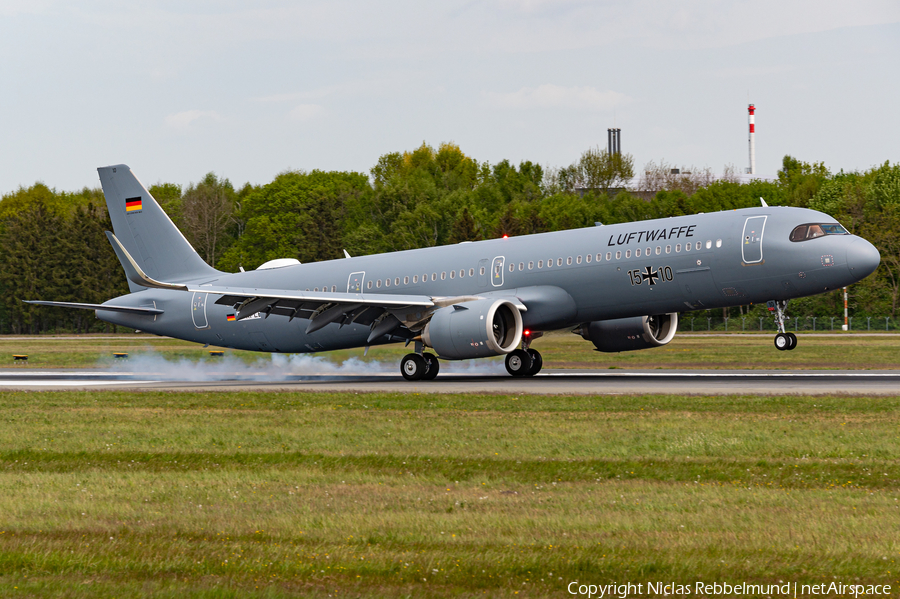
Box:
(769, 300), (797, 351)
(505, 333), (543, 377)
(400, 341), (441, 381)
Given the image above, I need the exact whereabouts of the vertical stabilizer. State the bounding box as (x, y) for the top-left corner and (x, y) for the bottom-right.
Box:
(97, 165), (221, 286)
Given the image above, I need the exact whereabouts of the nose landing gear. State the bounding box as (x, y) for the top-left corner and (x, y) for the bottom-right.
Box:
(769, 300), (798, 351)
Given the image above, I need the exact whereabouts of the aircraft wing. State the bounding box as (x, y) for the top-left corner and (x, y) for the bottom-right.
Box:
(105, 230), (484, 337)
(195, 284), (485, 337)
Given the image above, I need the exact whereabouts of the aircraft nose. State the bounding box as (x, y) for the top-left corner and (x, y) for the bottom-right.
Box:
(846, 237), (880, 280)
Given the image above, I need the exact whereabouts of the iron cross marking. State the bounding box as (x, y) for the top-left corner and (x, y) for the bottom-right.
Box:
(641, 266), (660, 285)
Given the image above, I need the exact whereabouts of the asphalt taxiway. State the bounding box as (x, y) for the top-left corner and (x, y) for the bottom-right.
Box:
(1, 368), (898, 394)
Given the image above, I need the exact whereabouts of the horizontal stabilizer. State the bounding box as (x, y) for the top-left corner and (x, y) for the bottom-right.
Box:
(23, 300), (163, 315)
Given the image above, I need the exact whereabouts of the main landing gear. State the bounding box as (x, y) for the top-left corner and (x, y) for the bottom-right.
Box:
(769, 300), (798, 351)
(400, 348), (440, 381)
(505, 333), (543, 377)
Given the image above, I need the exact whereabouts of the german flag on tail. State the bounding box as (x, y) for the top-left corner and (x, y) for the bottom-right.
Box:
(226, 314), (236, 322)
(125, 197), (142, 212)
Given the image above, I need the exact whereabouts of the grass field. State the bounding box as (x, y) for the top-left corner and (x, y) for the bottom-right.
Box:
(1, 389), (899, 597)
(3, 331), (900, 370)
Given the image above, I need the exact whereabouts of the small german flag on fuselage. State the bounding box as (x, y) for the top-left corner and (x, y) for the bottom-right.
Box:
(226, 314), (236, 322)
(125, 197), (142, 212)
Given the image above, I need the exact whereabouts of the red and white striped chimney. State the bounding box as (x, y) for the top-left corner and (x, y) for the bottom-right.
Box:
(748, 104), (756, 175)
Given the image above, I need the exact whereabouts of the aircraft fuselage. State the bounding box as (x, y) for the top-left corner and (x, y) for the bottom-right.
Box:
(96, 205), (880, 354)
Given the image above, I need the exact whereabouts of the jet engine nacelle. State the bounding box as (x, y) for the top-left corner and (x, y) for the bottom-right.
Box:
(421, 298), (523, 360)
(579, 313), (678, 352)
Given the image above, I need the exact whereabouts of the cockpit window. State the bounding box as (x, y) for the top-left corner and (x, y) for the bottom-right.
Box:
(789, 225), (807, 242)
(790, 223), (848, 242)
(820, 223), (848, 235)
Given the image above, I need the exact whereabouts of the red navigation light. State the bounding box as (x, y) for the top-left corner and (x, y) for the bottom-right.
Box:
(502, 234), (509, 239)
(524, 329), (531, 337)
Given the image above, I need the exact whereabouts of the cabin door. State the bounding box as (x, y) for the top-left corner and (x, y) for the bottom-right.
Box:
(191, 292), (209, 329)
(491, 256), (505, 287)
(741, 216), (767, 264)
(347, 271), (365, 293)
(477, 259), (489, 287)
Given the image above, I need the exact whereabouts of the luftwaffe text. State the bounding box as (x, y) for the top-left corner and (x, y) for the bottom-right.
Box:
(607, 225), (696, 247)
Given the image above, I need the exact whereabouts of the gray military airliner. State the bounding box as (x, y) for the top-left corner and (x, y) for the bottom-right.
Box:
(28, 165), (881, 380)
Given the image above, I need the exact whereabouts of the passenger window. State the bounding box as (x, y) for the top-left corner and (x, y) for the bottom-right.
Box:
(332, 285), (337, 292)
(715, 239), (722, 248)
(696, 242), (703, 250)
(566, 257), (572, 265)
(432, 273), (437, 281)
(385, 278), (391, 287)
(635, 248), (641, 257)
(666, 245), (671, 254)
(376, 280), (382, 288)
(441, 272), (446, 280)
(557, 258), (563, 266)
(469, 268), (474, 276)
(394, 277), (399, 286)
(479, 267), (485, 275)
(706, 240), (712, 249)
(404, 276), (409, 284)
(546, 259), (552, 268)
(450, 270), (455, 279)
(314, 287), (318, 292)
(614, 251), (620, 260)
(460, 269), (464, 278)
(585, 254), (592, 263)
(367, 281), (373, 289)
(606, 252), (612, 261)
(655, 246), (661, 255)
(625, 250), (631, 258)
(519, 262), (524, 271)
(413, 275), (418, 283)
(528, 261), (534, 269)
(508, 263), (514, 272)
(684, 243), (689, 252)
(538, 260), (543, 268)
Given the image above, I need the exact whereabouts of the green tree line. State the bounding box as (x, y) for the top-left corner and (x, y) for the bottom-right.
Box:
(1, 143), (898, 334)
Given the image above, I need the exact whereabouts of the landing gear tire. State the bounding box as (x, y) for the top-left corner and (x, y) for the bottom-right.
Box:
(505, 349), (533, 377)
(401, 353), (427, 381)
(786, 332), (797, 350)
(525, 349), (543, 376)
(774, 333), (791, 351)
(422, 353), (440, 380)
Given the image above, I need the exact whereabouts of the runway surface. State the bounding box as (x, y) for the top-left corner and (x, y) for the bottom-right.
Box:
(1, 368), (899, 394)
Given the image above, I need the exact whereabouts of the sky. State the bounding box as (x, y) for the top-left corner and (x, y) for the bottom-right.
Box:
(1, 0), (898, 193)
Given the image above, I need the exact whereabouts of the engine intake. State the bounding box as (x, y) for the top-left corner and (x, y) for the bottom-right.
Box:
(579, 313), (678, 353)
(422, 298), (523, 360)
